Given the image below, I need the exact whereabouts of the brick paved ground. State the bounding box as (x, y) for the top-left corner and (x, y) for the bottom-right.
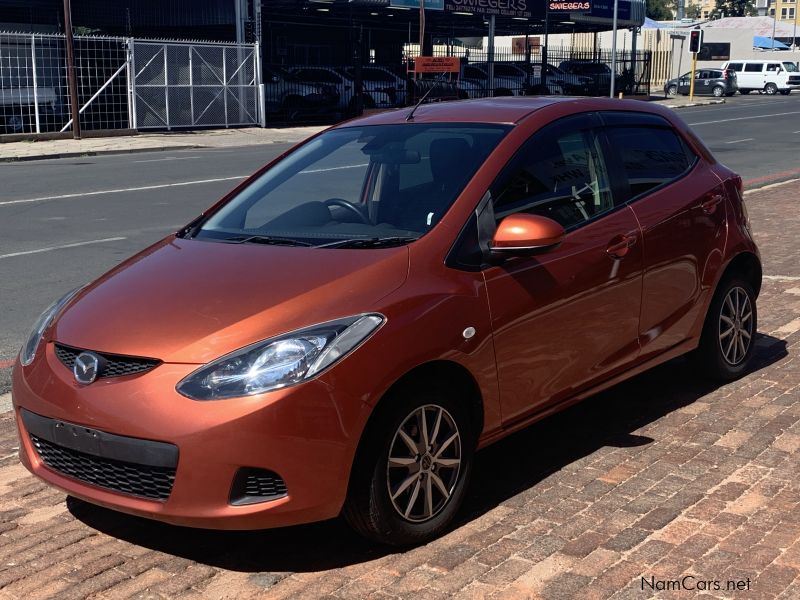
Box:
(0, 182), (798, 600)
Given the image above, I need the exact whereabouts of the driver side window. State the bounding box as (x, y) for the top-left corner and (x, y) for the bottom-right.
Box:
(492, 117), (614, 231)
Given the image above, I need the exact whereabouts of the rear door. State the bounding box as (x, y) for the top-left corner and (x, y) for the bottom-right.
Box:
(741, 62), (765, 90)
(600, 111), (727, 360)
(483, 113), (644, 423)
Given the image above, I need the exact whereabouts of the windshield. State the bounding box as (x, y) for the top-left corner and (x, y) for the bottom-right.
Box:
(194, 124), (509, 246)
(783, 62), (799, 72)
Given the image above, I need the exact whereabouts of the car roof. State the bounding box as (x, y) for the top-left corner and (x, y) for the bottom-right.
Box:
(335, 96), (676, 127)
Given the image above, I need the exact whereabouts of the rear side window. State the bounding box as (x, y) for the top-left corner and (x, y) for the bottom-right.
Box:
(727, 63), (743, 72)
(604, 127), (696, 201)
(744, 63), (764, 72)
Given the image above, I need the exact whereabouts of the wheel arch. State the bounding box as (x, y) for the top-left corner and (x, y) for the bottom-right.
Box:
(722, 251), (762, 298)
(350, 360), (484, 476)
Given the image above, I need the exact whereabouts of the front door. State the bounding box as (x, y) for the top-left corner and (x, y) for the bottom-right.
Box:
(483, 113), (643, 424)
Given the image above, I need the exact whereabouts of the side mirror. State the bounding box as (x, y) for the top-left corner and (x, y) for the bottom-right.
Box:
(491, 214), (565, 256)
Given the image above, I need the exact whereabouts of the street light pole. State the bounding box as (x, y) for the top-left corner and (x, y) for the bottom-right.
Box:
(419, 0), (425, 57)
(63, 0), (81, 139)
(771, 0), (778, 50)
(610, 0), (619, 97)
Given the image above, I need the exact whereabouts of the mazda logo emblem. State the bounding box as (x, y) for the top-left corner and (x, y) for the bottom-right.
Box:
(73, 352), (100, 385)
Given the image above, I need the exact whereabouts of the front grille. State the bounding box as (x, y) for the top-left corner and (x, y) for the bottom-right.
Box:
(230, 467), (288, 506)
(54, 343), (160, 379)
(30, 434), (176, 501)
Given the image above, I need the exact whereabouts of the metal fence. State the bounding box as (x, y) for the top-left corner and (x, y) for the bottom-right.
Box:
(0, 32), (262, 135)
(131, 40), (261, 129)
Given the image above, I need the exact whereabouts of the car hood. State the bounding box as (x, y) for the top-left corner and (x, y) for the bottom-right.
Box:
(52, 237), (410, 364)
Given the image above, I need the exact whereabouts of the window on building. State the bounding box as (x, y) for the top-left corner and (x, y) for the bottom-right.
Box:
(781, 7), (787, 18)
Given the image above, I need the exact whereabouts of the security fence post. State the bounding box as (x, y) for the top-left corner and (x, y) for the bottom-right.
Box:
(30, 34), (41, 134)
(126, 38), (136, 130)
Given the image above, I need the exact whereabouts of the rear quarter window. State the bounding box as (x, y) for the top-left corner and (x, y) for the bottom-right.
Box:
(604, 126), (696, 201)
(744, 63), (764, 72)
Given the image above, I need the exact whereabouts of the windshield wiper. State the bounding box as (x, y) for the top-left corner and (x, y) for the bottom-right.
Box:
(316, 236), (419, 249)
(221, 235), (314, 247)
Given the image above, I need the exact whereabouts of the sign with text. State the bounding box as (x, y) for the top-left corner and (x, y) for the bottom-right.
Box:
(589, 0), (630, 20)
(414, 56), (461, 73)
(549, 1), (591, 11)
(444, 0), (533, 19)
(511, 36), (541, 53)
(391, 0), (445, 9)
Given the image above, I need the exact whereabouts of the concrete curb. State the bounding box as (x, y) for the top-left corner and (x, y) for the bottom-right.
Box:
(659, 99), (726, 109)
(0, 144), (203, 163)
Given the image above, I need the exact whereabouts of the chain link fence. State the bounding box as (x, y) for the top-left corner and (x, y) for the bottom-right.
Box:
(1, 32), (262, 135)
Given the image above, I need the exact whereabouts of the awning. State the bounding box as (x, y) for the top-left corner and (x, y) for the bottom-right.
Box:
(753, 36), (790, 50)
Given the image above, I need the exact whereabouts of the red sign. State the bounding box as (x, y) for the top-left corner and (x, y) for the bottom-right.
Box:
(414, 56), (461, 73)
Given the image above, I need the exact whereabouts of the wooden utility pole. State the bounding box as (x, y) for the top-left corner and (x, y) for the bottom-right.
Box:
(63, 0), (81, 139)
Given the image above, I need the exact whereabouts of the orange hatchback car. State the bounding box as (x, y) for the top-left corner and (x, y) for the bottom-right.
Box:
(13, 97), (760, 545)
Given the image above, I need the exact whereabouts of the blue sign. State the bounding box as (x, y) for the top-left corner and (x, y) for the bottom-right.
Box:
(391, 0), (445, 9)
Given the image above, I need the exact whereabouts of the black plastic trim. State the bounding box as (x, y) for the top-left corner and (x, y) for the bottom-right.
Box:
(21, 409), (178, 469)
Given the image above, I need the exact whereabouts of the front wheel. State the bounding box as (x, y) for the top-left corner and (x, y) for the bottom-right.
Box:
(344, 385), (474, 546)
(694, 277), (757, 381)
(764, 83), (778, 95)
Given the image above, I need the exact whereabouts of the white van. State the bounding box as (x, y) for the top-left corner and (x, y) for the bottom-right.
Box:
(721, 60), (800, 95)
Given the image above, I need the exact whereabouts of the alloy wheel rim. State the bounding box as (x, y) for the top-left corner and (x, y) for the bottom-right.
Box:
(718, 286), (753, 366)
(386, 404), (461, 523)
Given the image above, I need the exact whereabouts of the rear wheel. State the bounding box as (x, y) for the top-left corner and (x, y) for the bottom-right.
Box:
(764, 83), (778, 95)
(666, 84), (678, 97)
(694, 277), (757, 381)
(712, 85), (724, 97)
(739, 89), (751, 94)
(344, 384), (475, 546)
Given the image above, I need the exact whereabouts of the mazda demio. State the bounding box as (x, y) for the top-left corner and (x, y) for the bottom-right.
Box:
(12, 97), (761, 545)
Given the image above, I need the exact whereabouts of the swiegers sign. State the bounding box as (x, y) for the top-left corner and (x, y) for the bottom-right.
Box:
(548, 1), (592, 10)
(445, 0), (533, 19)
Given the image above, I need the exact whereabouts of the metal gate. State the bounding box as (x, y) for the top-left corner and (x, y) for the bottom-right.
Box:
(131, 40), (262, 129)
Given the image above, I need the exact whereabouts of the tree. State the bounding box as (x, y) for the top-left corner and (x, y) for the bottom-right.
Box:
(647, 0), (675, 21)
(686, 3), (703, 19)
(711, 0), (757, 18)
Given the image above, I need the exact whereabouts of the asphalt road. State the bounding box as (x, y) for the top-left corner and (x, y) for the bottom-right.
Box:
(1, 93), (799, 393)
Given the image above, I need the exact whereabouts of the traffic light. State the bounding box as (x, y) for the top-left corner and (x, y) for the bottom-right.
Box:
(689, 29), (704, 54)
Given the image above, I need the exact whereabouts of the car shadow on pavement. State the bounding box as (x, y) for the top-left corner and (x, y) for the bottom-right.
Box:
(67, 333), (787, 573)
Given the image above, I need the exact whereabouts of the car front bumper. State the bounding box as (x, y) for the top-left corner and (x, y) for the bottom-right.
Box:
(11, 342), (370, 530)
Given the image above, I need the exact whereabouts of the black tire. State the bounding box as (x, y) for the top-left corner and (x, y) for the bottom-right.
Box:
(694, 276), (757, 382)
(764, 83), (778, 95)
(666, 84), (678, 97)
(343, 382), (475, 546)
(712, 86), (724, 98)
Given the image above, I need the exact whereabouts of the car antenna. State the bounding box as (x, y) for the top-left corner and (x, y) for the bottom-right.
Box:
(406, 72), (447, 122)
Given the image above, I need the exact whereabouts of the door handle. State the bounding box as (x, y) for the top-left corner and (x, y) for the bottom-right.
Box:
(700, 194), (724, 214)
(606, 232), (637, 259)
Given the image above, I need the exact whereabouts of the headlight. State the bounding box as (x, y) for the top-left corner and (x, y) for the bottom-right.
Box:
(19, 288), (82, 366)
(176, 314), (384, 400)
